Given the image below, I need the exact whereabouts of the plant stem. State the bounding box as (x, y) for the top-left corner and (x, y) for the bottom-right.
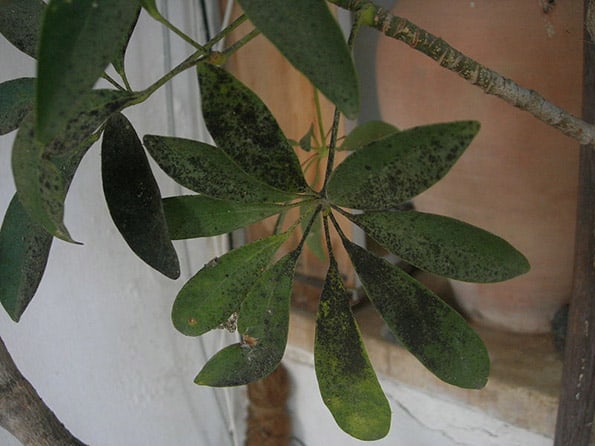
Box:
(152, 10), (205, 51)
(320, 17), (361, 197)
(140, 50), (206, 100)
(327, 0), (595, 145)
(102, 73), (125, 91)
(313, 90), (327, 146)
(221, 28), (261, 58)
(321, 108), (342, 197)
(204, 14), (249, 52)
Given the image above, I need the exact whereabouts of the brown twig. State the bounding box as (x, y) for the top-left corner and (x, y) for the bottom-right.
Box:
(328, 0), (595, 145)
(0, 336), (87, 446)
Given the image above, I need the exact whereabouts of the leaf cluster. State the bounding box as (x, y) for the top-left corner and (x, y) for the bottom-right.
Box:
(0, 0), (529, 440)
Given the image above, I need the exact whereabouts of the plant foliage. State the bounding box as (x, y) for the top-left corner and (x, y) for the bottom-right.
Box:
(0, 0), (531, 440)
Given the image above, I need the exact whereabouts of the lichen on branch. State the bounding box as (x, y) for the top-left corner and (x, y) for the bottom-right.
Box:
(330, 0), (595, 145)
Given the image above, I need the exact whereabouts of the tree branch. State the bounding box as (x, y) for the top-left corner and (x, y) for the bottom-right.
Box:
(329, 0), (595, 145)
(0, 336), (87, 446)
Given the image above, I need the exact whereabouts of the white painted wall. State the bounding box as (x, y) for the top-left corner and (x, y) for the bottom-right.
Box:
(0, 3), (245, 446)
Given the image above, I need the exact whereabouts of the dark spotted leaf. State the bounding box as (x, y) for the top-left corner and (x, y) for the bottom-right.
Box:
(195, 252), (298, 386)
(172, 233), (290, 336)
(315, 256), (391, 440)
(198, 63), (309, 193)
(0, 195), (53, 322)
(350, 210), (529, 282)
(339, 120), (399, 151)
(102, 113), (179, 279)
(36, 0), (141, 143)
(0, 0), (45, 58)
(0, 78), (35, 135)
(237, 0), (359, 118)
(12, 90), (136, 242)
(163, 195), (286, 239)
(143, 135), (299, 204)
(343, 238), (489, 389)
(327, 121), (480, 210)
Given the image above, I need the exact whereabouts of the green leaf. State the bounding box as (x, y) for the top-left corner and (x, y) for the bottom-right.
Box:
(299, 124), (315, 152)
(36, 0), (141, 143)
(343, 238), (490, 389)
(102, 113), (180, 279)
(315, 257), (390, 440)
(163, 195), (286, 239)
(112, 6), (141, 84)
(12, 90), (136, 241)
(339, 120), (399, 151)
(0, 0), (45, 58)
(237, 0), (359, 118)
(143, 135), (299, 204)
(197, 63), (309, 193)
(327, 121), (480, 210)
(0, 78), (35, 135)
(195, 252), (298, 386)
(0, 195), (53, 322)
(172, 233), (290, 336)
(350, 210), (530, 282)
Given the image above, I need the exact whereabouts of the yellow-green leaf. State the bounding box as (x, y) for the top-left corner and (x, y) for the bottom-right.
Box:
(172, 233), (290, 336)
(315, 256), (391, 440)
(195, 252), (298, 386)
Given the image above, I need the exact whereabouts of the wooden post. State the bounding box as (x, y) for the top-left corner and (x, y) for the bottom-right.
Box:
(554, 1), (595, 444)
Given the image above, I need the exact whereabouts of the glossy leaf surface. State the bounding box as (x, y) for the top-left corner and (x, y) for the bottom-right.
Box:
(143, 135), (298, 204)
(102, 113), (180, 279)
(0, 78), (35, 135)
(195, 252), (297, 386)
(163, 195), (285, 239)
(0, 195), (53, 321)
(315, 257), (391, 440)
(351, 211), (529, 282)
(339, 120), (399, 151)
(327, 121), (480, 209)
(12, 90), (135, 241)
(172, 233), (289, 336)
(343, 238), (489, 389)
(36, 0), (140, 142)
(0, 0), (45, 58)
(237, 0), (359, 118)
(198, 63), (309, 193)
